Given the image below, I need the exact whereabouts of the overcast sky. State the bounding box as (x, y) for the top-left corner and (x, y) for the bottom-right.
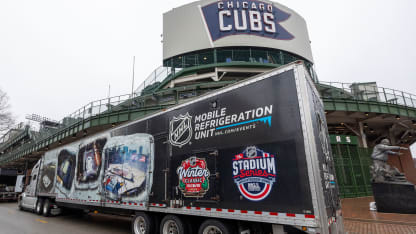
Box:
(1, 0), (415, 153)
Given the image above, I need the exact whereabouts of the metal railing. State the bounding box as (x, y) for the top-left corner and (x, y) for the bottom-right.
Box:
(0, 94), (136, 152)
(66, 94), (132, 121)
(317, 81), (416, 108)
(134, 66), (183, 96)
(0, 123), (34, 145)
(133, 48), (320, 97)
(0, 126), (29, 152)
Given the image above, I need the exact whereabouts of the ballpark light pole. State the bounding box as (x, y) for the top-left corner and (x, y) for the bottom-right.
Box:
(131, 56), (136, 97)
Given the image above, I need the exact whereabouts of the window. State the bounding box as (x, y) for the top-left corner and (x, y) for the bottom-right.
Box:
(217, 49), (233, 63)
(233, 49), (250, 62)
(184, 54), (197, 68)
(198, 51), (214, 65)
(251, 49), (267, 63)
(163, 48), (313, 73)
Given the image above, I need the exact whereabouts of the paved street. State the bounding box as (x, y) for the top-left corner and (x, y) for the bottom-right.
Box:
(3, 198), (416, 234)
(0, 202), (131, 234)
(343, 197), (416, 234)
(345, 220), (416, 234)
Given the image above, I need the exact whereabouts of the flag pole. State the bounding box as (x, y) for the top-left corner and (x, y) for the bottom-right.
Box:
(131, 56), (136, 97)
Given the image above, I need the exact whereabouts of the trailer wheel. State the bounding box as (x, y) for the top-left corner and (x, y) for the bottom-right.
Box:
(160, 215), (187, 234)
(35, 198), (44, 215)
(42, 199), (51, 217)
(198, 219), (232, 234)
(132, 212), (155, 234)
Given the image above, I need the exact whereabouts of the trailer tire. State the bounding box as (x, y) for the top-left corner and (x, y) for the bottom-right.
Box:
(132, 212), (155, 234)
(198, 219), (232, 234)
(35, 198), (44, 215)
(160, 215), (187, 234)
(42, 199), (51, 217)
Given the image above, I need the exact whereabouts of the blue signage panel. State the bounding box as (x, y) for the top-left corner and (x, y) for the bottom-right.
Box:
(201, 0), (294, 41)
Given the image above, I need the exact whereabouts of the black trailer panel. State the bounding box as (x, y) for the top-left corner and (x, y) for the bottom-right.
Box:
(109, 69), (315, 215)
(154, 70), (311, 214)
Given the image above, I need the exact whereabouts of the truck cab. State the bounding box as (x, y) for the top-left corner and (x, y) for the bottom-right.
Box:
(18, 160), (41, 212)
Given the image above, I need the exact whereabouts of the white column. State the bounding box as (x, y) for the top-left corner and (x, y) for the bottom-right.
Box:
(359, 122), (368, 148)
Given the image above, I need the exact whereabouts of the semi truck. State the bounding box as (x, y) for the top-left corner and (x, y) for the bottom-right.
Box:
(18, 62), (344, 234)
(0, 169), (24, 202)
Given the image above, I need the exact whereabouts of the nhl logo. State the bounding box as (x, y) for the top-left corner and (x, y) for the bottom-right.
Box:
(169, 113), (193, 147)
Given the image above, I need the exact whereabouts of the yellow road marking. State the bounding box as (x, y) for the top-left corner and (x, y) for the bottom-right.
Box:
(36, 219), (48, 224)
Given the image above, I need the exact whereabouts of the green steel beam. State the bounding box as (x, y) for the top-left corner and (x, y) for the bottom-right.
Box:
(323, 98), (416, 118)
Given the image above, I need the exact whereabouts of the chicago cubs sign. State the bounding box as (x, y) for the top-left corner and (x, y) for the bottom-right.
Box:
(201, 0), (294, 41)
(232, 146), (277, 201)
(163, 0), (314, 63)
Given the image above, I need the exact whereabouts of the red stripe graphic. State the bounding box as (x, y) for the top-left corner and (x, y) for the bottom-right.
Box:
(239, 183), (271, 201)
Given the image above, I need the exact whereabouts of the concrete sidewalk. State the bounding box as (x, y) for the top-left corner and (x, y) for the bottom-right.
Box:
(342, 197), (416, 233)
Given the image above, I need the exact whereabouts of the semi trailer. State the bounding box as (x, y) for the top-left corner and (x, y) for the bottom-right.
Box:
(18, 62), (344, 234)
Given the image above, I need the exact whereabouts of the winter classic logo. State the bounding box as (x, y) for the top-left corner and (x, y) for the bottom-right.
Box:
(169, 113), (193, 147)
(177, 157), (210, 197)
(232, 146), (276, 201)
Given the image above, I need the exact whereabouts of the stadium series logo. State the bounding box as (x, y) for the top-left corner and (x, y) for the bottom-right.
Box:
(201, 0), (294, 41)
(177, 157), (210, 197)
(232, 146), (277, 201)
(169, 113), (193, 147)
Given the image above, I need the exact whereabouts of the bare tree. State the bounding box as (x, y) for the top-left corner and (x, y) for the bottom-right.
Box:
(0, 89), (14, 136)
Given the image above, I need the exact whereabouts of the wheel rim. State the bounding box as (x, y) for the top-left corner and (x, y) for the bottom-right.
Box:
(202, 225), (223, 234)
(36, 203), (40, 213)
(133, 216), (147, 234)
(162, 220), (179, 234)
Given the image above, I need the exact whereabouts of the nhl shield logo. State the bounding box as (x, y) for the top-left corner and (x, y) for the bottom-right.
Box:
(169, 113), (193, 147)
